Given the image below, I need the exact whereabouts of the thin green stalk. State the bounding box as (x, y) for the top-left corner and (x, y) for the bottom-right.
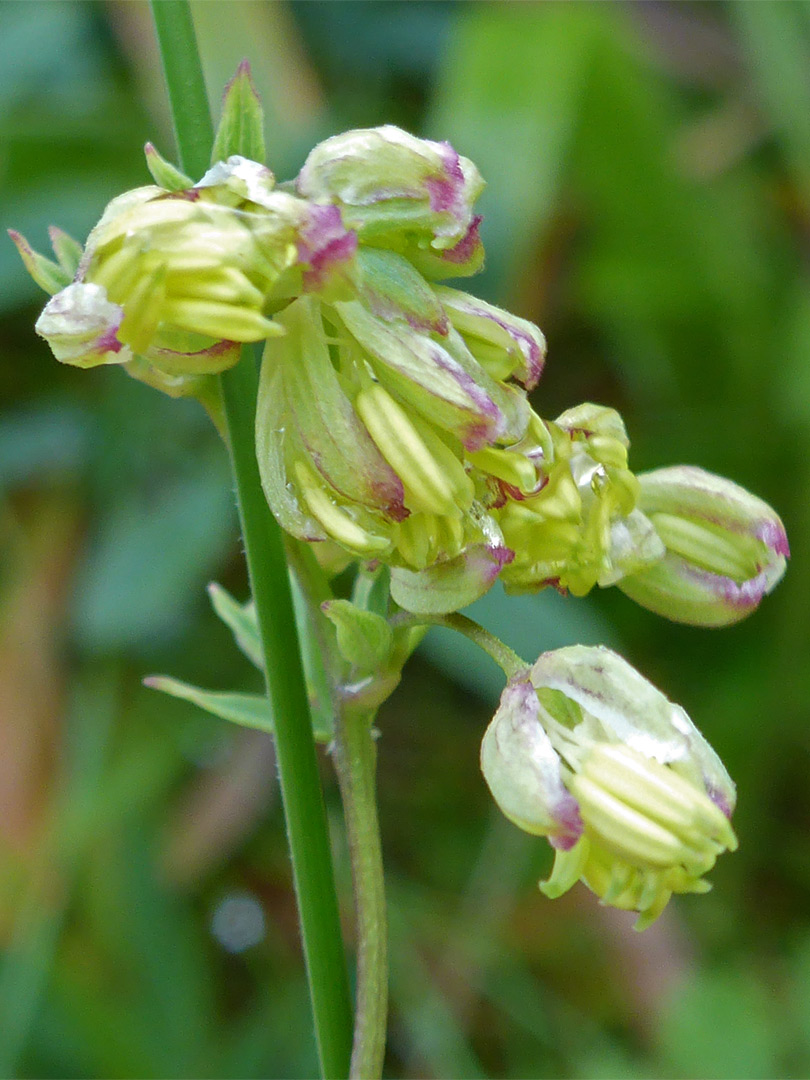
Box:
(392, 611), (527, 680)
(150, 6), (353, 1076)
(333, 707), (387, 1080)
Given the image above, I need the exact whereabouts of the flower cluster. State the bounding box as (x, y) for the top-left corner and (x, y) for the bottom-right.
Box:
(14, 123), (788, 624)
(14, 101), (790, 926)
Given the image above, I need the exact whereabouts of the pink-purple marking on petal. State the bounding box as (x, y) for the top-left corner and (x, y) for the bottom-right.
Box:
(501, 677), (584, 849)
(756, 517), (790, 558)
(549, 798), (585, 850)
(706, 784), (734, 820)
(430, 347), (503, 450)
(96, 327), (126, 355)
(439, 215), (483, 265)
(424, 142), (465, 218)
(451, 295), (544, 388)
(680, 561), (769, 611)
(298, 204), (358, 291)
(150, 338), (240, 368)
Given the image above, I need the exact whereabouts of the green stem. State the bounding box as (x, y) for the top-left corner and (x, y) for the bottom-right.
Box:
(291, 546), (390, 1079)
(392, 611), (527, 680)
(150, 6), (353, 1076)
(220, 352), (353, 1078)
(151, 0), (214, 179)
(333, 707), (387, 1080)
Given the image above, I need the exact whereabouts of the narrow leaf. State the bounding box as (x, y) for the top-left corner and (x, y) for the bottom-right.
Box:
(207, 581), (263, 668)
(144, 676), (332, 743)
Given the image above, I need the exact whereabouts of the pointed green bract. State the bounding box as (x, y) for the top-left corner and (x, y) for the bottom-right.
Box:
(8, 230), (72, 295)
(212, 60), (266, 164)
(48, 226), (83, 277)
(144, 142), (194, 191)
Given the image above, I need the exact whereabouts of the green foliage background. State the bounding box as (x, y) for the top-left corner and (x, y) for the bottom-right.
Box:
(0, 2), (808, 1076)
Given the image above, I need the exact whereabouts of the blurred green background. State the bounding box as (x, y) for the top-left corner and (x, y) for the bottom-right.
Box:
(1, 1), (808, 1076)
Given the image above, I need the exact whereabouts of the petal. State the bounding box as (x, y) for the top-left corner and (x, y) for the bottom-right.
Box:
(35, 283), (132, 368)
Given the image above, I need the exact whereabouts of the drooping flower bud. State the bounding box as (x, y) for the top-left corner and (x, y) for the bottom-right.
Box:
(21, 155), (358, 382)
(617, 466), (789, 626)
(490, 404), (664, 597)
(481, 645), (737, 928)
(296, 125), (485, 278)
(255, 295), (511, 593)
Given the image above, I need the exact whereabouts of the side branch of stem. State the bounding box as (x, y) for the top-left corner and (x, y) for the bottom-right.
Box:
(333, 707), (388, 1080)
(391, 611), (527, 680)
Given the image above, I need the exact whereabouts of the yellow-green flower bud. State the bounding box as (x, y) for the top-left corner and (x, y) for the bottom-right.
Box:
(24, 155), (359, 382)
(255, 295), (510, 599)
(296, 125), (485, 278)
(618, 466), (789, 626)
(492, 405), (664, 596)
(481, 646), (737, 928)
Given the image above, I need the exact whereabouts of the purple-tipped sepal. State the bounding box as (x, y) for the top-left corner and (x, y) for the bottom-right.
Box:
(296, 125), (484, 259)
(35, 283), (132, 368)
(481, 677), (585, 848)
(433, 286), (546, 389)
(618, 465), (789, 626)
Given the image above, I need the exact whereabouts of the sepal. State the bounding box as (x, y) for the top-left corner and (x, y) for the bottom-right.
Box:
(618, 466), (789, 626)
(434, 286), (546, 389)
(296, 125), (484, 253)
(481, 678), (584, 847)
(389, 542), (512, 614)
(35, 283), (131, 368)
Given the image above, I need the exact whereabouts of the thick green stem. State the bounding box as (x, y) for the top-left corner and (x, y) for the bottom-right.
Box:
(392, 611), (527, 680)
(220, 352), (353, 1078)
(150, 6), (352, 1076)
(333, 707), (388, 1080)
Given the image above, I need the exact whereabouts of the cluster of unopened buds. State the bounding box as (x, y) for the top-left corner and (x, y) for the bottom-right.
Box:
(13, 81), (788, 926)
